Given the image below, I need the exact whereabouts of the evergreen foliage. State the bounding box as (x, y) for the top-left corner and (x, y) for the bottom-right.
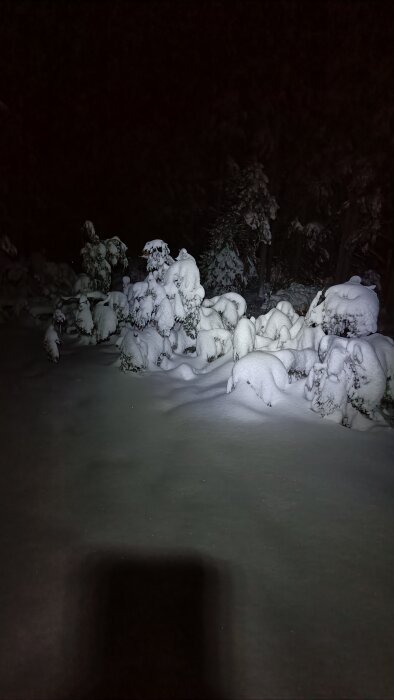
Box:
(201, 162), (278, 294)
(80, 221), (128, 293)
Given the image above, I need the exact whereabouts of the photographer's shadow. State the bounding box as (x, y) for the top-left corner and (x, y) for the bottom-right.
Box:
(65, 549), (232, 699)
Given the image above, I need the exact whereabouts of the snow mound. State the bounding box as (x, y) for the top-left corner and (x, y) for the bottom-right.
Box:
(75, 295), (94, 336)
(93, 300), (118, 342)
(196, 329), (232, 363)
(198, 305), (225, 331)
(227, 351), (289, 406)
(166, 363), (196, 381)
(44, 324), (60, 362)
(233, 317), (256, 361)
(119, 330), (147, 372)
(108, 291), (130, 323)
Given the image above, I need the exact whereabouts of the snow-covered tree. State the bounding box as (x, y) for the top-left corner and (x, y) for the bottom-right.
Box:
(286, 219), (331, 282)
(200, 238), (246, 294)
(123, 241), (207, 369)
(289, 153), (384, 283)
(201, 161), (278, 293)
(80, 220), (128, 293)
(164, 248), (205, 344)
(141, 239), (173, 282)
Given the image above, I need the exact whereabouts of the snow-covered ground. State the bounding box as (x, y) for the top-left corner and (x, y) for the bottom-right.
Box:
(1, 326), (394, 699)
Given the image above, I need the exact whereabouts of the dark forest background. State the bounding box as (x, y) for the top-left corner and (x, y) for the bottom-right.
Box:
(0, 1), (393, 302)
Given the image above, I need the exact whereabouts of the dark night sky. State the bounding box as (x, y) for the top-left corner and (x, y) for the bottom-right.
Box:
(0, 0), (393, 264)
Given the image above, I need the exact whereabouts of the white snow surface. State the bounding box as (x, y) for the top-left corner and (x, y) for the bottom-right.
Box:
(1, 327), (394, 699)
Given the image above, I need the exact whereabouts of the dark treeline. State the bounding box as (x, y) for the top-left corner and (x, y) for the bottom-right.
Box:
(0, 1), (393, 301)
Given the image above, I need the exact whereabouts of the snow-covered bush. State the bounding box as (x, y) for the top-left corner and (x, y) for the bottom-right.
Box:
(142, 239), (173, 282)
(196, 329), (232, 363)
(164, 248), (205, 343)
(202, 292), (245, 330)
(93, 298), (118, 342)
(305, 335), (390, 427)
(44, 324), (60, 363)
(227, 351), (289, 406)
(127, 243), (206, 353)
(119, 326), (172, 372)
(198, 306), (225, 332)
(107, 291), (130, 324)
(254, 299), (324, 353)
(80, 220), (128, 293)
(365, 334), (394, 401)
(233, 317), (256, 361)
(220, 276), (393, 429)
(306, 276), (379, 337)
(119, 330), (147, 372)
(75, 295), (94, 337)
(53, 309), (66, 335)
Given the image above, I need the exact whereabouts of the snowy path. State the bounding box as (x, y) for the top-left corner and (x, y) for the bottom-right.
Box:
(0, 327), (394, 699)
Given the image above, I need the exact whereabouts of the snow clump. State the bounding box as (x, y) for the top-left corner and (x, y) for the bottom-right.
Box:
(227, 351), (289, 406)
(93, 298), (118, 342)
(233, 317), (256, 361)
(44, 324), (60, 363)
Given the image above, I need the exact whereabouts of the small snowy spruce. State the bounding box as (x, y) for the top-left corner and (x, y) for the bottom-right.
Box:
(80, 220), (128, 293)
(142, 239), (173, 282)
(201, 161), (278, 293)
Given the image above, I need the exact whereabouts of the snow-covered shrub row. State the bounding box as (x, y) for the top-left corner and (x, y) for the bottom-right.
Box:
(119, 241), (241, 371)
(36, 231), (392, 432)
(120, 260), (392, 431)
(227, 275), (393, 429)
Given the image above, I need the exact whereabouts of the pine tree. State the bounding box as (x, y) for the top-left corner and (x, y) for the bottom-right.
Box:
(80, 221), (128, 293)
(201, 161), (278, 294)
